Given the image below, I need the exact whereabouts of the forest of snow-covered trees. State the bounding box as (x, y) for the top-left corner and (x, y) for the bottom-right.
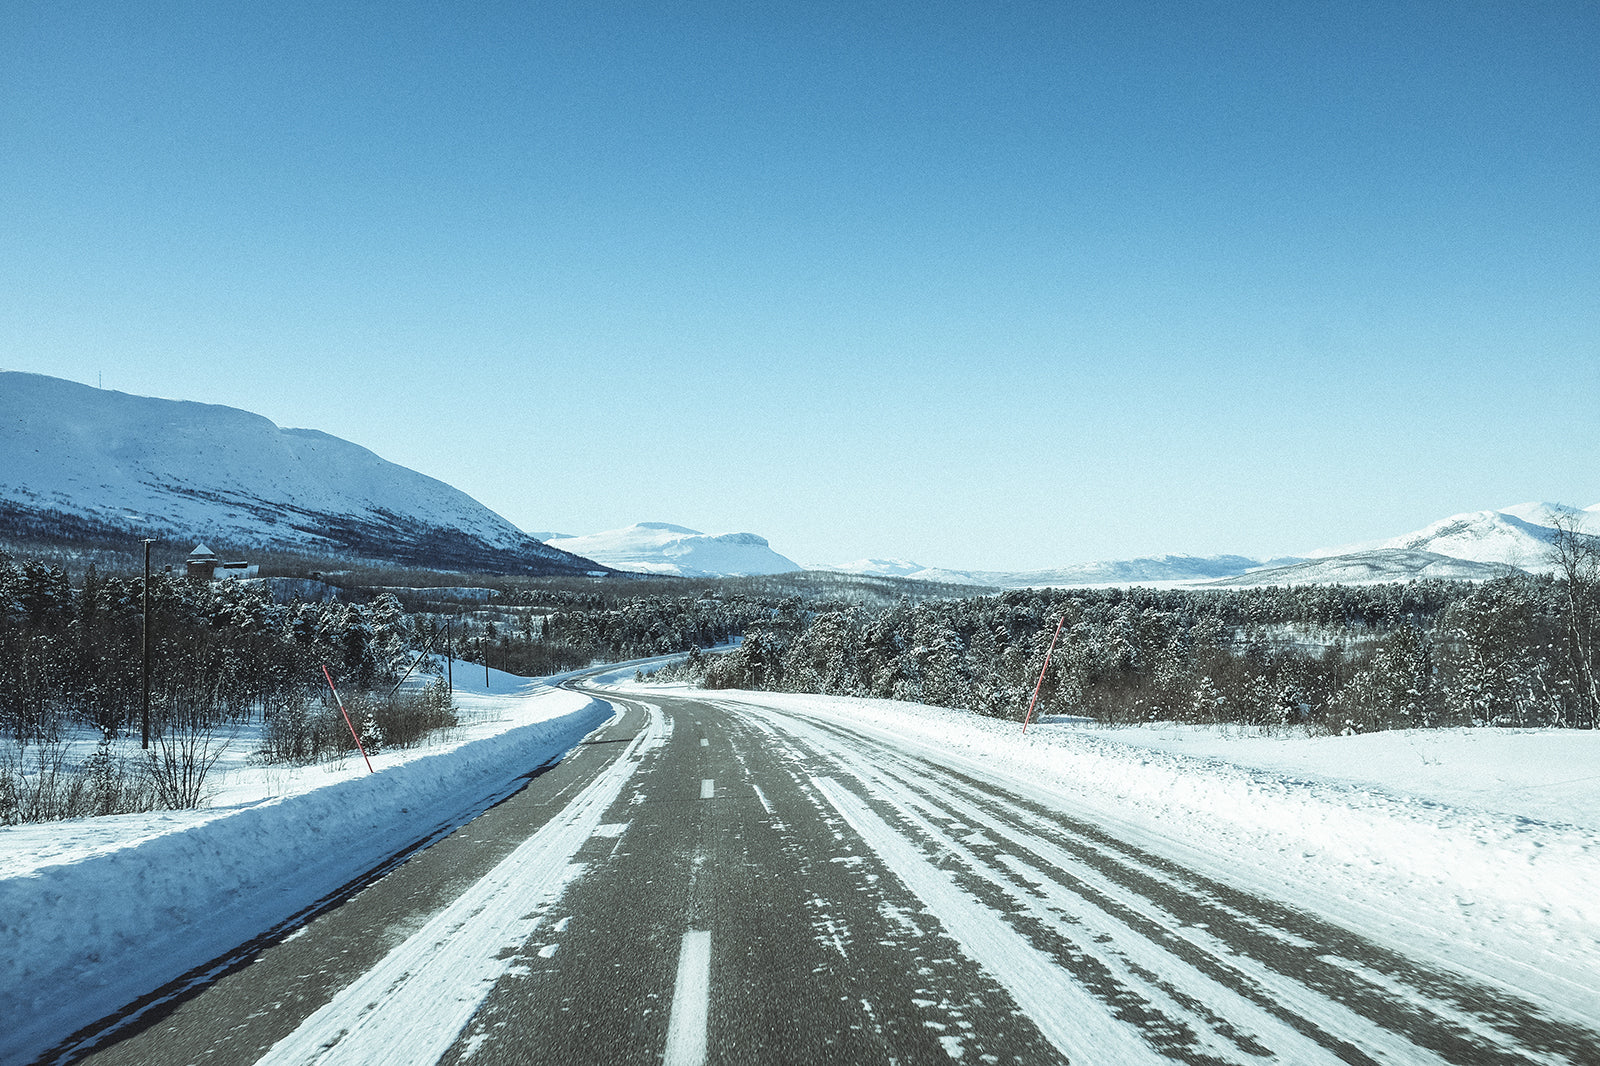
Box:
(0, 554), (419, 742)
(661, 574), (1600, 734)
(6, 533), (1596, 824)
(0, 555), (900, 822)
(0, 551), (458, 822)
(0, 556), (915, 756)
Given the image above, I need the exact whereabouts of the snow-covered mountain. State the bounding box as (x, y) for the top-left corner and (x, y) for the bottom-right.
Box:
(828, 558), (932, 580)
(822, 554), (1288, 589)
(1307, 503), (1599, 572)
(0, 372), (601, 575)
(828, 503), (1600, 589)
(1203, 550), (1518, 587)
(8, 371), (1595, 589)
(544, 523), (802, 578)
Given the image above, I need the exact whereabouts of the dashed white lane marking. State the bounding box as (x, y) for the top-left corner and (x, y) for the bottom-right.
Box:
(663, 930), (712, 1066)
(700, 778), (715, 799)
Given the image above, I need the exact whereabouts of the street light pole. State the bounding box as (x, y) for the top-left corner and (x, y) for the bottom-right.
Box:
(141, 539), (153, 749)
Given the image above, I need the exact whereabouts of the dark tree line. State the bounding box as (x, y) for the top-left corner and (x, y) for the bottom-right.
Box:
(449, 592), (815, 678)
(13, 536), (1597, 750)
(0, 550), (413, 743)
(661, 575), (1600, 733)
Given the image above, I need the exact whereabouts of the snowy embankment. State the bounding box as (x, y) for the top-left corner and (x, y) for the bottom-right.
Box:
(618, 681), (1600, 1030)
(0, 671), (614, 1065)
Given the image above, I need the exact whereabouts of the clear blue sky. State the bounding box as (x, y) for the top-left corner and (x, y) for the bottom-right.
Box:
(3, 2), (1596, 571)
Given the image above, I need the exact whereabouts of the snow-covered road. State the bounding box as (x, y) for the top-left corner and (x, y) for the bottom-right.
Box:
(5, 671), (1598, 1064)
(709, 693), (1599, 1064)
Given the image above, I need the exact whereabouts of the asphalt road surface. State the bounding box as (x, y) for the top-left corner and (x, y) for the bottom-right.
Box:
(39, 684), (1599, 1065)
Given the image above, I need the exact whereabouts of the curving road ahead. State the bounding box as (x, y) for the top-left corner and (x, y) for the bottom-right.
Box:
(42, 683), (1599, 1065)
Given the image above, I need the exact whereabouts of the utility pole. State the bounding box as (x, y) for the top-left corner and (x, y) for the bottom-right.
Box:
(483, 636), (489, 690)
(141, 539), (153, 749)
(446, 617), (453, 695)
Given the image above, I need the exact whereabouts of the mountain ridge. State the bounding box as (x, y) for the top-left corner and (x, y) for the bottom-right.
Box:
(544, 523), (802, 578)
(5, 373), (1595, 587)
(0, 372), (603, 575)
(815, 503), (1597, 589)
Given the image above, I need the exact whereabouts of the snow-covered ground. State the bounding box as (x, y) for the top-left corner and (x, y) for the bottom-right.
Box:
(5, 665), (1598, 1061)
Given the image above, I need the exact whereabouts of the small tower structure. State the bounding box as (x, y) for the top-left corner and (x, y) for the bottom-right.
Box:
(185, 544), (220, 580)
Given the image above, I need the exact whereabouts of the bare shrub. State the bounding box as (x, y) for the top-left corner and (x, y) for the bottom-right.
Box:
(259, 680), (455, 765)
(145, 707), (231, 810)
(351, 680), (457, 751)
(261, 694), (348, 765)
(0, 738), (158, 825)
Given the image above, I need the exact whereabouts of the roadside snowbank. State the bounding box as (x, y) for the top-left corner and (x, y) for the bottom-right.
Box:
(0, 679), (611, 1065)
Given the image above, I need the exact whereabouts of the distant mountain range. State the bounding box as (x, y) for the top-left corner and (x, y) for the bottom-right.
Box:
(3, 372), (1594, 587)
(546, 504), (1594, 588)
(0, 372), (603, 575)
(541, 523), (801, 578)
(826, 553), (1291, 588)
(1202, 549), (1515, 588)
(823, 503), (1597, 588)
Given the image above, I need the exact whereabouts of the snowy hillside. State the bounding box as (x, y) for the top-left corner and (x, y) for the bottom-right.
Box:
(1205, 549), (1516, 587)
(831, 501), (1600, 589)
(1308, 503), (1600, 572)
(824, 553), (1282, 589)
(544, 523), (803, 577)
(0, 373), (600, 574)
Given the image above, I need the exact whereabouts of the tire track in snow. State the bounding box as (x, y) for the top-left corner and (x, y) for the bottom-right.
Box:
(253, 704), (667, 1066)
(737, 701), (1596, 1065)
(814, 776), (1171, 1064)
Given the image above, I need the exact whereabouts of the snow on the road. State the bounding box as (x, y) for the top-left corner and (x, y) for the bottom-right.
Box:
(663, 929), (713, 1066)
(624, 683), (1600, 1033)
(255, 704), (666, 1066)
(7, 663), (1600, 1062)
(816, 776), (1171, 1064)
(1, 676), (614, 1066)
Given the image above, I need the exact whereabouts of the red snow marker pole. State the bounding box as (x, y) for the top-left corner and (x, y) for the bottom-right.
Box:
(1021, 613), (1066, 735)
(323, 664), (375, 773)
